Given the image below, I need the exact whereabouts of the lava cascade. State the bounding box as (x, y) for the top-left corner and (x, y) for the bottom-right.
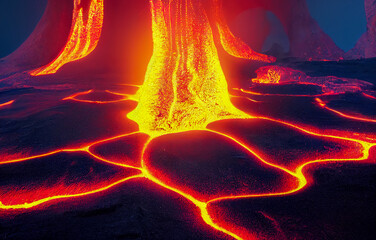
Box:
(0, 1), (375, 240)
(30, 0), (104, 76)
(128, 0), (276, 135)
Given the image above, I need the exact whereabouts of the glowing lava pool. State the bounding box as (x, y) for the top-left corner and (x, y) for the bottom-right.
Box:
(0, 0), (375, 239)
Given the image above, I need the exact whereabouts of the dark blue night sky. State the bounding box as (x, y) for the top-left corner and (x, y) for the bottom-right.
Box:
(307, 0), (366, 51)
(0, 0), (47, 58)
(0, 0), (367, 58)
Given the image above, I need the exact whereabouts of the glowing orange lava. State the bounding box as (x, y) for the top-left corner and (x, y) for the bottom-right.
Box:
(63, 89), (136, 104)
(234, 88), (338, 97)
(127, 0), (255, 136)
(363, 92), (376, 100)
(1, 115), (374, 239)
(0, 100), (14, 109)
(30, 0), (104, 76)
(1, 1), (375, 240)
(252, 67), (281, 84)
(252, 66), (299, 85)
(315, 98), (376, 123)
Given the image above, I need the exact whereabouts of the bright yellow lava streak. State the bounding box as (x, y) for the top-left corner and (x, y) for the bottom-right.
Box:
(128, 0), (249, 136)
(30, 0), (104, 76)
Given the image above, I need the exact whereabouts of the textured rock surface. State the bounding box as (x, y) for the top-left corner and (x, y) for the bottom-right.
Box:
(252, 65), (374, 94)
(365, 0), (376, 58)
(223, 0), (344, 60)
(1, 0), (373, 79)
(0, 0), (73, 76)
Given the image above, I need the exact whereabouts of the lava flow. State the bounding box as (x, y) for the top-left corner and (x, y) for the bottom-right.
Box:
(30, 0), (104, 76)
(0, 0), (375, 240)
(0, 100), (14, 109)
(127, 0), (250, 136)
(316, 98), (376, 123)
(62, 89), (136, 104)
(127, 0), (280, 136)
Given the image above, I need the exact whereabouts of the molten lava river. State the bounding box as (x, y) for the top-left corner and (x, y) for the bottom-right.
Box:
(0, 0), (375, 239)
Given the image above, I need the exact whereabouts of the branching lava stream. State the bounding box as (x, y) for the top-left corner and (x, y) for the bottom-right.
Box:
(1, 0), (375, 239)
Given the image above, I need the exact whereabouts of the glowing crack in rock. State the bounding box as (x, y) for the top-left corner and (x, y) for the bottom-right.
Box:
(30, 0), (104, 76)
(0, 100), (15, 109)
(316, 98), (376, 123)
(62, 89), (136, 104)
(0, 0), (375, 240)
(0, 116), (374, 239)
